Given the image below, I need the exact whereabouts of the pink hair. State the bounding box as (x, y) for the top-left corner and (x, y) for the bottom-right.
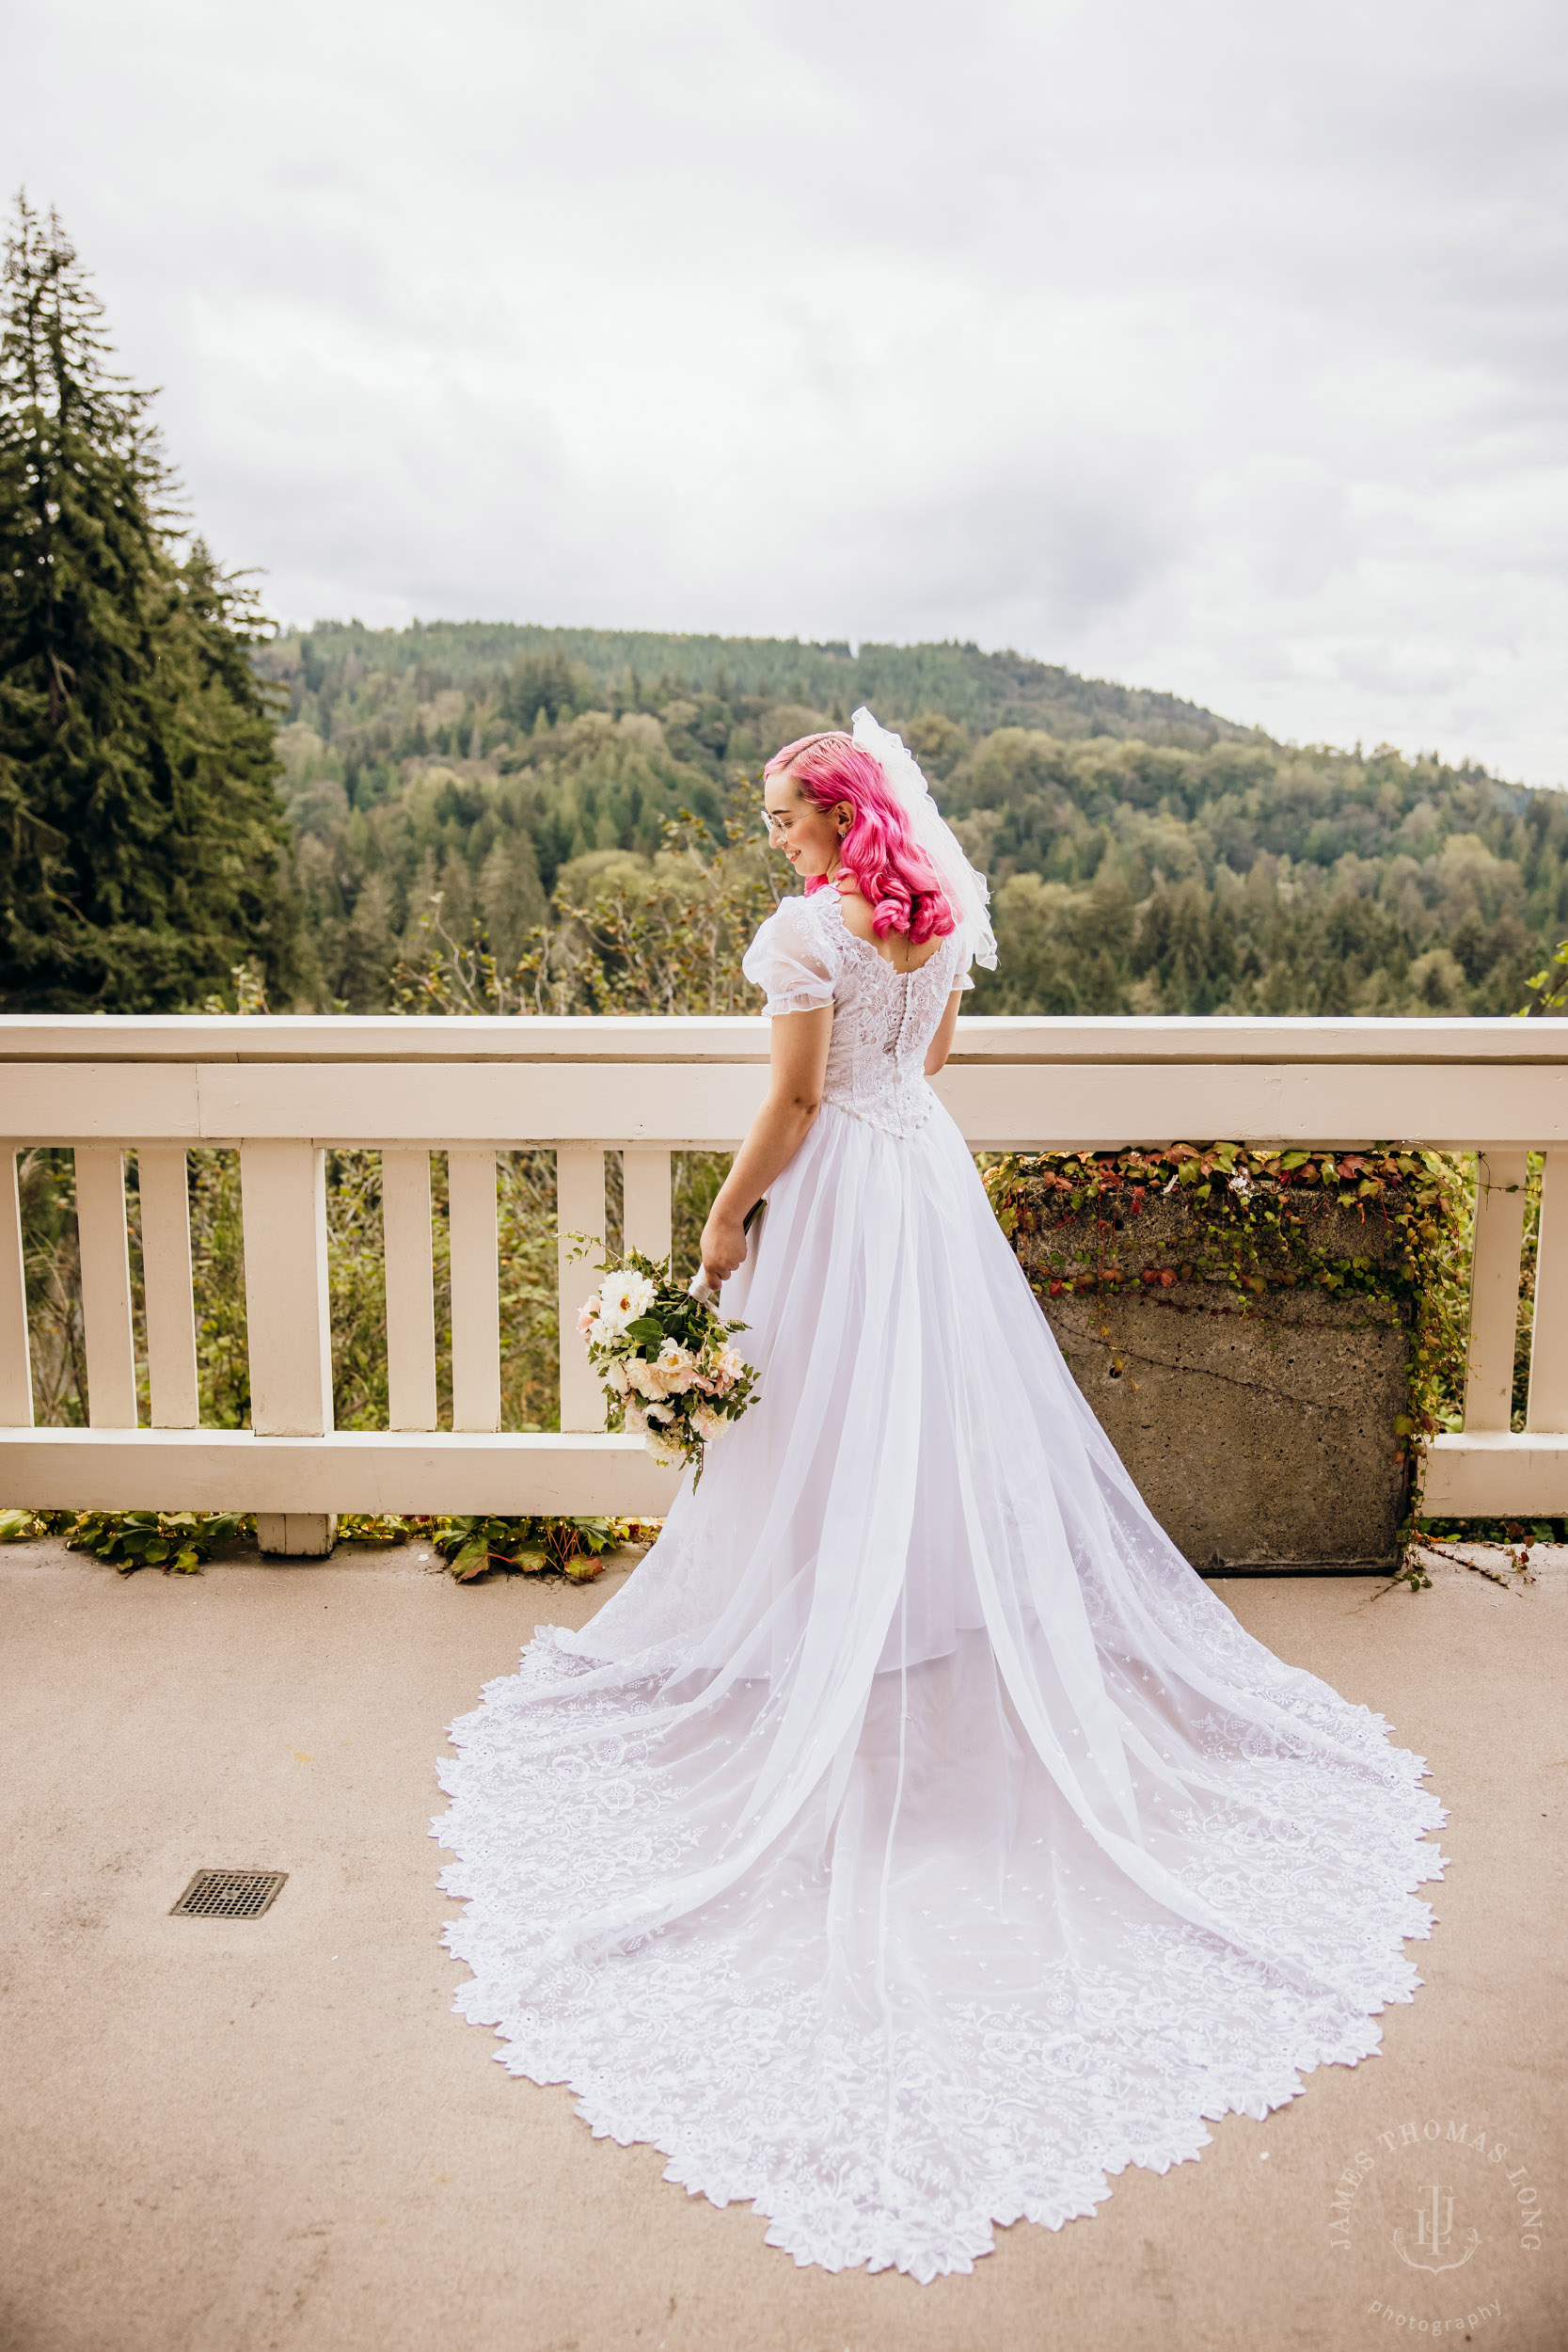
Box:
(764, 732), (956, 946)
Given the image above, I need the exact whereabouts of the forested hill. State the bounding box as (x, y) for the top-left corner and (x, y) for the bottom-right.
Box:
(255, 619), (1568, 1022)
(270, 619), (1256, 752)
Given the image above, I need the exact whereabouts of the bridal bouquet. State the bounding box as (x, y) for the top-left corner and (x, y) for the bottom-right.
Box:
(575, 1248), (759, 1480)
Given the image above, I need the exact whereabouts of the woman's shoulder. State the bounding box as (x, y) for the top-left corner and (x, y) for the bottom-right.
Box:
(752, 890), (844, 958)
(774, 886), (840, 932)
(741, 890), (843, 1011)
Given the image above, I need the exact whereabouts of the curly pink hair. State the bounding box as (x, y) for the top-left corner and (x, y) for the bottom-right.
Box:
(764, 732), (956, 947)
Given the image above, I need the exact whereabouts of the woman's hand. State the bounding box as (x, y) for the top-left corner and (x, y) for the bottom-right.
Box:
(700, 1201), (750, 1288)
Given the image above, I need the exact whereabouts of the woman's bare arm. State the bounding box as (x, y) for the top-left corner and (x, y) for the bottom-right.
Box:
(700, 1006), (833, 1285)
(925, 989), (963, 1075)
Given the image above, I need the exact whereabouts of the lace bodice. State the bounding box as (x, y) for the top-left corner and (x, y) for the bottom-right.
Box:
(741, 890), (966, 1139)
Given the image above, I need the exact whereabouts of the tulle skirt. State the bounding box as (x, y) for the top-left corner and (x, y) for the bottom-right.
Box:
(435, 1098), (1444, 2280)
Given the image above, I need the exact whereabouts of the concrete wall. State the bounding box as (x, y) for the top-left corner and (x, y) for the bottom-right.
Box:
(1014, 1190), (1412, 1570)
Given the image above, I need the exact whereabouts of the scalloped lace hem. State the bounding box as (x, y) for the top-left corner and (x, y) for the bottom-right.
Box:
(435, 1631), (1446, 2282)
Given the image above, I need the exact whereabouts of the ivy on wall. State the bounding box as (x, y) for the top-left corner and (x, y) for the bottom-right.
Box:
(984, 1141), (1475, 1544)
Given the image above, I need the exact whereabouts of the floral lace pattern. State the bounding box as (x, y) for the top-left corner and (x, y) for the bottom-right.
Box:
(436, 1623), (1443, 2280)
(741, 890), (964, 1138)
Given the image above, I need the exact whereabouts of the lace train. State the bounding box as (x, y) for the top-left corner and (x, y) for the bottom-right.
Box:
(436, 1623), (1442, 2280)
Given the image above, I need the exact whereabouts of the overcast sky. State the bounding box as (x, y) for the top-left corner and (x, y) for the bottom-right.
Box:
(6, 0), (1566, 780)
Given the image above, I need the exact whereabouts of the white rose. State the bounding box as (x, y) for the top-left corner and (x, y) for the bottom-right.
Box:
(595, 1270), (658, 1336)
(691, 1404), (723, 1439)
(607, 1358), (631, 1397)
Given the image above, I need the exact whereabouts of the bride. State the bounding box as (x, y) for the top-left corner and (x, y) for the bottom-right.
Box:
(436, 710), (1444, 2280)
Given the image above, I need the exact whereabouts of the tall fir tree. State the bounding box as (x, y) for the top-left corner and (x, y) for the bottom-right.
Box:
(0, 194), (298, 1011)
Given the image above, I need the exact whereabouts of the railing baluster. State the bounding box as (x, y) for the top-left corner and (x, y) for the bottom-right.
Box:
(1527, 1149), (1568, 1433)
(240, 1141), (333, 1436)
(449, 1148), (500, 1433)
(623, 1148), (673, 1266)
(75, 1145), (139, 1428)
(0, 1151), (32, 1427)
(1463, 1149), (1530, 1433)
(557, 1148), (607, 1433)
(138, 1146), (198, 1429)
(382, 1149), (437, 1432)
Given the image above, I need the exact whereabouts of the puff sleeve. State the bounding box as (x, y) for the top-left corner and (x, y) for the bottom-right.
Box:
(740, 895), (841, 1016)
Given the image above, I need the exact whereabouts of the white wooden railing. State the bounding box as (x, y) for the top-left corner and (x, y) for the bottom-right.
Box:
(2, 1013), (1565, 1544)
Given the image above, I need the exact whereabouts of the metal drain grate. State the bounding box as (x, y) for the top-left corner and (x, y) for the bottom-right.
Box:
(169, 1868), (288, 1919)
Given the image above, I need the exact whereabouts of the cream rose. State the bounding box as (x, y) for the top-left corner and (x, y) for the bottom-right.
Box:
(653, 1340), (697, 1395)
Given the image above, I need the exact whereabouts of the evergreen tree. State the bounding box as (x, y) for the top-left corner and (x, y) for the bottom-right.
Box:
(0, 195), (297, 1011)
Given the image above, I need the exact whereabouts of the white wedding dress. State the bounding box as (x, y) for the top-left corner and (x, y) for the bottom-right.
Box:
(435, 887), (1445, 2280)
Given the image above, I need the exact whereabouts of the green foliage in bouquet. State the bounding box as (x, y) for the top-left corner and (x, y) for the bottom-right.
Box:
(573, 1246), (759, 1482)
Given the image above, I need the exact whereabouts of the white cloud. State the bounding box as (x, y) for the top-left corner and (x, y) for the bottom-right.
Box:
(6, 0), (1565, 778)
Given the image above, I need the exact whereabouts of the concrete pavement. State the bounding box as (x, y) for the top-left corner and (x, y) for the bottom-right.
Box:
(1, 1533), (1564, 2352)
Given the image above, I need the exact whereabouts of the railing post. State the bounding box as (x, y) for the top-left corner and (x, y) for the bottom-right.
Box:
(624, 1148), (673, 1267)
(557, 1149), (606, 1433)
(1463, 1149), (1529, 1433)
(240, 1141), (337, 1560)
(449, 1149), (500, 1433)
(382, 1150), (437, 1432)
(137, 1146), (198, 1429)
(1527, 1150), (1568, 1433)
(0, 1151), (32, 1428)
(240, 1142), (333, 1436)
(74, 1146), (138, 1428)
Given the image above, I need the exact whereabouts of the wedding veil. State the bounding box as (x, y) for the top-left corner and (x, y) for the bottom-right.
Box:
(850, 706), (998, 975)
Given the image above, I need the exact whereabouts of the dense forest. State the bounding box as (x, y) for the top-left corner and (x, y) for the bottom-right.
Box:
(0, 199), (294, 1014)
(258, 620), (1568, 1022)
